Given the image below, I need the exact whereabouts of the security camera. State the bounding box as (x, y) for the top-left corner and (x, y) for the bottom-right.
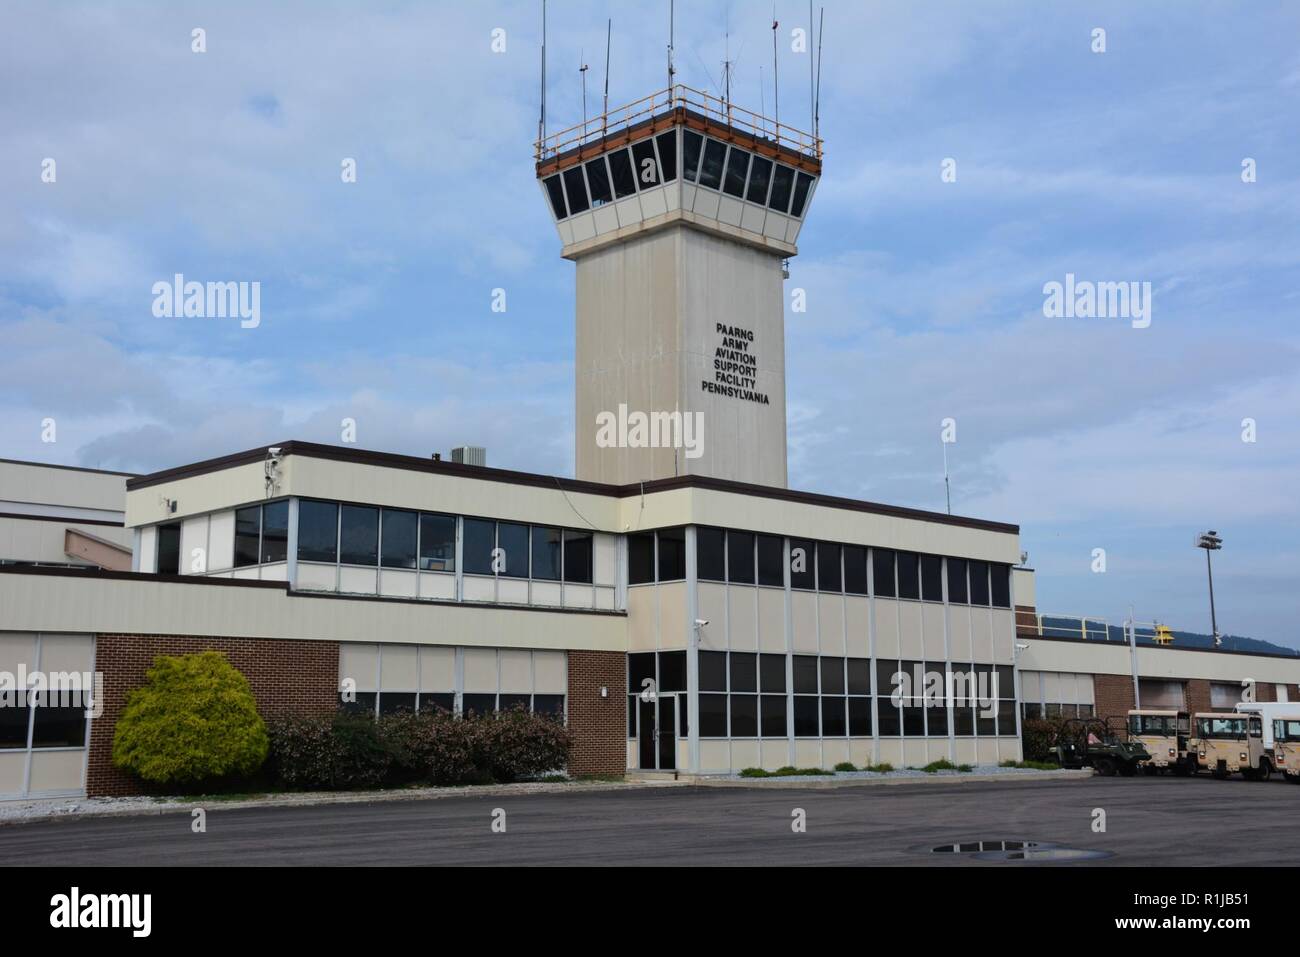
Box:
(694, 618), (710, 627)
(267, 447), (282, 457)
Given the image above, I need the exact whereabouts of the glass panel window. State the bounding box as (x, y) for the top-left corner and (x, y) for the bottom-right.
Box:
(789, 537), (815, 590)
(608, 148), (637, 198)
(631, 138), (660, 188)
(157, 523), (180, 574)
(543, 175), (567, 218)
(727, 531), (755, 584)
(534, 694), (565, 718)
(0, 691), (30, 748)
(790, 171), (815, 217)
(462, 694), (496, 717)
(629, 653), (656, 694)
(698, 138), (727, 190)
(562, 166), (589, 214)
(746, 155), (773, 204)
(297, 501), (338, 563)
(821, 697), (847, 737)
(657, 528), (686, 581)
(817, 542), (842, 592)
(531, 526), (562, 581)
(380, 509), (418, 569)
(699, 651), (727, 692)
(969, 560), (990, 606)
(682, 130), (703, 181)
(234, 506), (260, 567)
(756, 534), (784, 586)
(655, 131), (678, 182)
(722, 147), (750, 197)
(262, 500), (288, 563)
(32, 690), (90, 747)
(844, 546), (868, 595)
(760, 695), (787, 737)
(658, 651), (686, 692)
(920, 554), (943, 602)
(562, 529), (593, 583)
(497, 522), (529, 578)
(794, 696), (820, 737)
(419, 513), (456, 572)
(696, 526), (726, 582)
(419, 693), (454, 713)
(847, 658), (871, 695)
(903, 705), (926, 736)
(873, 548), (896, 597)
(339, 505), (378, 566)
(877, 697), (901, 736)
(926, 706), (949, 737)
(768, 164), (795, 212)
(990, 564), (1011, 608)
(896, 551), (920, 600)
(793, 655), (819, 694)
(820, 657), (845, 696)
(379, 692), (417, 715)
(849, 697), (873, 736)
(628, 532), (655, 584)
(947, 558), (968, 604)
(585, 157), (613, 205)
(997, 700), (1016, 736)
(499, 693), (531, 713)
(729, 652), (757, 693)
(338, 691), (376, 716)
(699, 694), (727, 737)
(462, 518), (496, 576)
(760, 653), (786, 693)
(730, 695), (758, 737)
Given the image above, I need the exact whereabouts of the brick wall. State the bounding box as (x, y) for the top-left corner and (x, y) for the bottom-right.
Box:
(567, 650), (627, 777)
(1185, 678), (1211, 716)
(88, 634), (339, 797)
(1093, 672), (1136, 721)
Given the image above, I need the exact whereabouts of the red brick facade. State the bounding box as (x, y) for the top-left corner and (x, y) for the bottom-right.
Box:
(566, 650), (627, 776)
(1093, 672), (1136, 721)
(87, 633), (339, 797)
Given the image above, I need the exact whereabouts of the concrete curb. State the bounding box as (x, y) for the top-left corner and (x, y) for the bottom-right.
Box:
(691, 769), (1094, 789)
(0, 779), (687, 828)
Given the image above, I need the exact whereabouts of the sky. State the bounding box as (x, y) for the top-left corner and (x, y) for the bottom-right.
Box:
(1, 1), (1297, 647)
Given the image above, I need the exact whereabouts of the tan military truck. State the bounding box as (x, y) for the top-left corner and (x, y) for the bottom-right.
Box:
(1127, 709), (1194, 775)
(1192, 712), (1271, 780)
(1271, 716), (1300, 784)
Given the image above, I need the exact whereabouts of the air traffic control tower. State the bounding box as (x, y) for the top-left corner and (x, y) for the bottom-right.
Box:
(536, 85), (822, 488)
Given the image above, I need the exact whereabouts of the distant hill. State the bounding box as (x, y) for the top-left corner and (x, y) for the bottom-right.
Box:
(1038, 617), (1299, 657)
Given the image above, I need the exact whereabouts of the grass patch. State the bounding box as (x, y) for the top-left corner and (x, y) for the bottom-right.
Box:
(999, 759), (1059, 771)
(833, 762), (857, 772)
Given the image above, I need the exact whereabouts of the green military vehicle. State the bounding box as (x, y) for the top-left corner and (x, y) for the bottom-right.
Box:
(1054, 717), (1151, 776)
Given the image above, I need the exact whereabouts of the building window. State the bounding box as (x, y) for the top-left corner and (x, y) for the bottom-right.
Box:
(793, 696), (819, 737)
(462, 518), (496, 576)
(497, 522), (529, 578)
(608, 148), (637, 198)
(844, 545), (868, 595)
(789, 538), (815, 590)
(969, 560), (990, 606)
(682, 130), (703, 181)
(790, 171), (815, 217)
(585, 157), (613, 205)
(156, 523), (181, 574)
(262, 500), (289, 563)
(657, 528), (686, 581)
(339, 505), (379, 566)
(760, 653), (786, 693)
(378, 692), (417, 715)
(699, 694), (727, 737)
(947, 558), (968, 604)
(876, 659), (901, 735)
(562, 166), (589, 214)
(419, 513), (456, 572)
(543, 175), (567, 219)
(746, 155), (773, 204)
(0, 692), (30, 748)
(990, 564), (1011, 608)
(420, 692), (454, 713)
(727, 531), (755, 584)
(849, 696), (873, 736)
(920, 554), (943, 602)
(760, 695), (787, 737)
(873, 548), (896, 598)
(769, 164), (795, 212)
(380, 509), (418, 569)
(817, 542), (842, 592)
(722, 146), (750, 197)
(730, 694), (758, 736)
(628, 532), (655, 584)
(756, 534), (784, 586)
(821, 697), (847, 737)
(530, 526), (562, 581)
(699, 651), (727, 692)
(698, 138), (727, 190)
(658, 651), (686, 692)
(234, 506), (260, 567)
(631, 138), (660, 188)
(297, 500), (338, 563)
(729, 653), (757, 693)
(655, 131), (678, 182)
(896, 551), (920, 600)
(696, 526), (726, 582)
(562, 529), (593, 584)
(793, 655), (819, 695)
(462, 694), (497, 717)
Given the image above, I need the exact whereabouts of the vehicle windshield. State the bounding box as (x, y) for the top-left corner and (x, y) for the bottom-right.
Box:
(1275, 719), (1300, 742)
(1198, 717), (1255, 738)
(1130, 715), (1177, 735)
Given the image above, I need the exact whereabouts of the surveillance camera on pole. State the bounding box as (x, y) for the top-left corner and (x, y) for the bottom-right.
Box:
(1195, 530), (1223, 646)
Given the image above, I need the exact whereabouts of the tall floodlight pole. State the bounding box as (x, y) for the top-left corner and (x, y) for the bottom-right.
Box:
(1196, 530), (1223, 646)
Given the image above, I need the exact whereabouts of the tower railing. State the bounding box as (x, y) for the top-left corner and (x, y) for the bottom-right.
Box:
(535, 83), (823, 165)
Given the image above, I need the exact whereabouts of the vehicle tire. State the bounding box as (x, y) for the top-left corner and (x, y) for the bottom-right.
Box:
(1143, 765), (1159, 776)
(1212, 768), (1228, 780)
(1119, 761), (1137, 777)
(1095, 758), (1116, 777)
(1242, 768), (1257, 781)
(1257, 761), (1272, 782)
(1174, 762), (1192, 777)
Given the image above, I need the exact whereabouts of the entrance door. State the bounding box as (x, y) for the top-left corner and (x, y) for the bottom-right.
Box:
(636, 692), (678, 770)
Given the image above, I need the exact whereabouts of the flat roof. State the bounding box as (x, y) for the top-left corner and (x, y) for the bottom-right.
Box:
(125, 439), (1019, 535)
(0, 457), (137, 478)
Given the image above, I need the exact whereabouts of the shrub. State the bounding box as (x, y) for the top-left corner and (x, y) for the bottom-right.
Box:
(864, 762), (894, 773)
(379, 708), (477, 785)
(470, 706), (573, 784)
(267, 712), (398, 790)
(921, 759), (960, 773)
(833, 761), (857, 772)
(112, 651), (268, 787)
(739, 767), (771, 777)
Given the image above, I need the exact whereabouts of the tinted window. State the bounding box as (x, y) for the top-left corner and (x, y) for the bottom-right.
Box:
(969, 560), (990, 606)
(628, 532), (655, 584)
(31, 692), (87, 748)
(562, 166), (589, 214)
(730, 652), (757, 693)
(657, 528), (686, 581)
(746, 155), (773, 204)
(820, 657), (845, 695)
(497, 522), (529, 578)
(659, 650), (687, 692)
(562, 529), (593, 583)
(727, 531), (755, 584)
(608, 148), (637, 198)
(682, 130), (703, 181)
(531, 526), (562, 581)
(462, 518), (496, 575)
(896, 551), (920, 600)
(262, 500), (288, 563)
(631, 139), (660, 188)
(585, 157), (613, 205)
(0, 692), (29, 747)
(339, 505), (378, 566)
(380, 509), (418, 569)
(761, 695), (787, 737)
(419, 513), (456, 572)
(234, 506), (260, 568)
(757, 534), (784, 586)
(760, 653), (786, 693)
(696, 526), (726, 582)
(947, 558), (968, 604)
(462, 694), (496, 717)
(534, 694), (565, 718)
(157, 523), (180, 574)
(849, 697), (873, 736)
(379, 692), (417, 715)
(656, 131), (678, 182)
(847, 658), (871, 695)
(722, 147), (750, 197)
(872, 548), (896, 597)
(790, 171), (815, 216)
(793, 655), (819, 694)
(731, 695), (758, 737)
(629, 652), (656, 691)
(990, 564), (1011, 608)
(698, 138), (726, 189)
(699, 651), (727, 692)
(769, 164), (795, 212)
(699, 694), (727, 737)
(297, 501), (338, 563)
(844, 545), (868, 595)
(920, 554), (943, 602)
(821, 697), (847, 737)
(794, 696), (819, 737)
(543, 175), (567, 218)
(817, 542), (842, 592)
(789, 537), (815, 590)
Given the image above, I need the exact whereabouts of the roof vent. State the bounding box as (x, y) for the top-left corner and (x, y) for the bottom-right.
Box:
(450, 446), (486, 467)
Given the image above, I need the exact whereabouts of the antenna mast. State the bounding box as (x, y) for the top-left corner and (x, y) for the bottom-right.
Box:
(580, 53), (589, 131)
(538, 0), (547, 144)
(603, 18), (612, 134)
(808, 0), (815, 133)
(814, 6), (824, 143)
(668, 0), (676, 89)
(771, 6), (779, 132)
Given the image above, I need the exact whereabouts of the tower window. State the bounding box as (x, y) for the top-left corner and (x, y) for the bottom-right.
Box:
(697, 139), (727, 190)
(631, 139), (660, 188)
(561, 166), (589, 214)
(722, 147), (750, 198)
(585, 157), (613, 205)
(768, 164), (795, 213)
(682, 130), (703, 181)
(790, 171), (815, 217)
(746, 155), (773, 205)
(543, 175), (567, 219)
(655, 131), (678, 182)
(608, 148), (637, 198)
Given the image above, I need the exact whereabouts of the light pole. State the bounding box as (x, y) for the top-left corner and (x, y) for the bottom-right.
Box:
(1195, 530), (1223, 647)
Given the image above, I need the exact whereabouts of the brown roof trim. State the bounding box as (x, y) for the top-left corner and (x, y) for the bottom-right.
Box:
(126, 440), (1018, 534)
(0, 457), (136, 478)
(1024, 632), (1300, 661)
(0, 512), (124, 528)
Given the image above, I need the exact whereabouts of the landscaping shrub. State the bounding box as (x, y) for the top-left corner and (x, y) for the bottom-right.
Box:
(112, 651), (268, 787)
(379, 708), (478, 785)
(267, 712), (398, 790)
(833, 761), (857, 772)
(470, 706), (573, 784)
(864, 762), (894, 773)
